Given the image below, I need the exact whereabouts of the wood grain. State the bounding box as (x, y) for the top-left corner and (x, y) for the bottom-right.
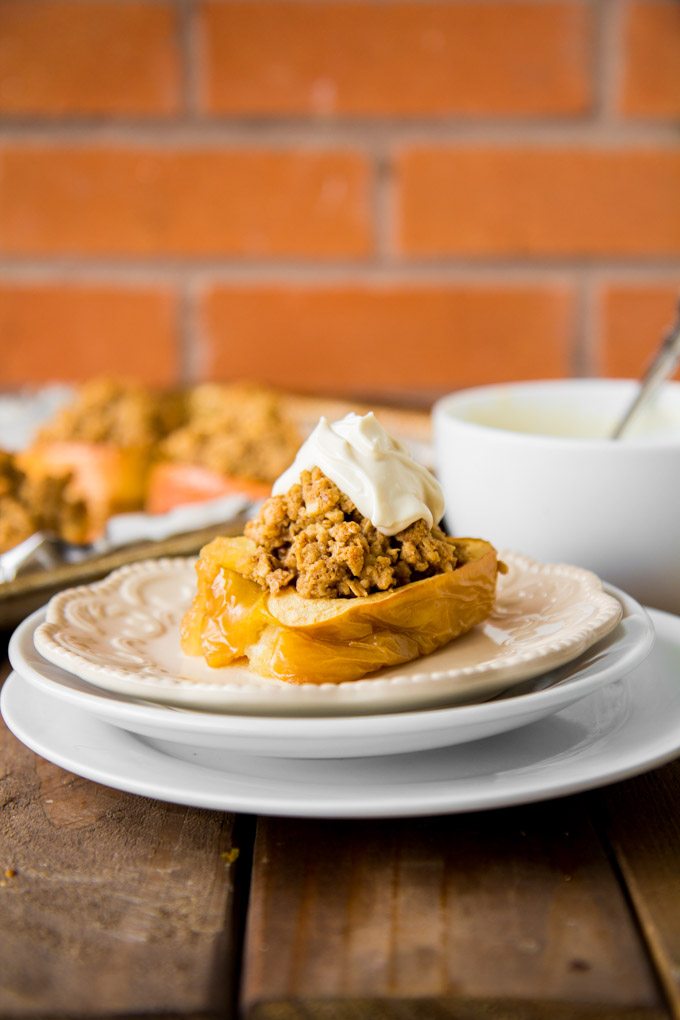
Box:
(0, 660), (248, 1018)
(242, 801), (667, 1019)
(598, 763), (680, 1019)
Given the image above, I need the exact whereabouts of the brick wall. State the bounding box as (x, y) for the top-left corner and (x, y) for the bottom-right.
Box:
(0, 0), (679, 401)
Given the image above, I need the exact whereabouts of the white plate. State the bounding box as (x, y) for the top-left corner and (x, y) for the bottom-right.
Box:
(9, 590), (653, 758)
(32, 553), (623, 715)
(2, 609), (679, 817)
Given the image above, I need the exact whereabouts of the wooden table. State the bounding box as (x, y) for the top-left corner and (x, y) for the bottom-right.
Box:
(2, 640), (680, 1020)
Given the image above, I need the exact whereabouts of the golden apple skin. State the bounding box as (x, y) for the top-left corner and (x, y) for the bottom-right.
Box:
(147, 461), (271, 514)
(181, 535), (501, 684)
(19, 440), (151, 540)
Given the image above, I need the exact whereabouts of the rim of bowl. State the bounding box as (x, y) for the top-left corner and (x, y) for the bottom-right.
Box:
(433, 378), (680, 450)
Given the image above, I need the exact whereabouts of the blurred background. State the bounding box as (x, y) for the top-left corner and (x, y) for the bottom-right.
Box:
(1, 0), (679, 404)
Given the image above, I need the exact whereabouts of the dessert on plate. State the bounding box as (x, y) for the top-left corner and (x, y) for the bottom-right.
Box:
(18, 378), (183, 540)
(146, 382), (301, 513)
(0, 450), (88, 551)
(181, 412), (502, 684)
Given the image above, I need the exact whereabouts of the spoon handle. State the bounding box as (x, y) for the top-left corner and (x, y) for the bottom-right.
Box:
(611, 300), (680, 439)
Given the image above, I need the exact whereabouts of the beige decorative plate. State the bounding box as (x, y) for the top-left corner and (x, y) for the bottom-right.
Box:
(32, 553), (624, 716)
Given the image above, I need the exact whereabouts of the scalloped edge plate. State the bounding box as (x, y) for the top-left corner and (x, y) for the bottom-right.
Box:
(32, 552), (624, 715)
(10, 586), (653, 756)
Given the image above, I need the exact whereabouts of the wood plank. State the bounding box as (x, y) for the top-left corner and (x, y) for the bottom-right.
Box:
(242, 799), (668, 1019)
(0, 662), (249, 1018)
(596, 762), (680, 1019)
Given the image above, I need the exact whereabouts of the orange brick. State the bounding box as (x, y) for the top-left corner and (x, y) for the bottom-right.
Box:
(0, 284), (179, 386)
(0, 147), (372, 257)
(200, 284), (573, 396)
(199, 1), (591, 117)
(620, 1), (680, 117)
(397, 147), (680, 257)
(600, 284), (680, 378)
(0, 1), (180, 116)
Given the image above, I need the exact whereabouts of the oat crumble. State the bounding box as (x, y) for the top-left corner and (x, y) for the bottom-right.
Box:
(160, 382), (300, 483)
(244, 466), (458, 599)
(0, 451), (88, 552)
(37, 378), (184, 447)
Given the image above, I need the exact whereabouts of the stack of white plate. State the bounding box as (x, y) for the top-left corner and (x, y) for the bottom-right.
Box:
(2, 552), (678, 819)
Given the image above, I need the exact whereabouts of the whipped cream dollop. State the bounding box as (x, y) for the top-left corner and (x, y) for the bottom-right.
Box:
(272, 412), (445, 536)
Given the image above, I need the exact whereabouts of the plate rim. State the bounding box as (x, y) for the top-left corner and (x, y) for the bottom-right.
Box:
(30, 552), (624, 709)
(10, 588), (654, 739)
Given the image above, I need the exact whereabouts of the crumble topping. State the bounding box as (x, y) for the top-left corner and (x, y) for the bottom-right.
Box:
(244, 466), (458, 598)
(159, 382), (300, 483)
(0, 451), (88, 552)
(37, 378), (184, 447)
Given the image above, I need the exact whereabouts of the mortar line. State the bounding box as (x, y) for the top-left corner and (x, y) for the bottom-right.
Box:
(598, 0), (628, 123)
(175, 0), (200, 118)
(373, 147), (395, 262)
(1, 121), (680, 148)
(2, 260), (680, 284)
(184, 275), (212, 383)
(576, 272), (600, 377)
(176, 279), (194, 386)
(591, 0), (609, 124)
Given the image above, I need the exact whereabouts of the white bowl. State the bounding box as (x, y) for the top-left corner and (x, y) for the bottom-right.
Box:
(434, 379), (680, 615)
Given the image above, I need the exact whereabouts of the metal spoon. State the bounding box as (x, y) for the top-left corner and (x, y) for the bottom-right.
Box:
(611, 300), (680, 439)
